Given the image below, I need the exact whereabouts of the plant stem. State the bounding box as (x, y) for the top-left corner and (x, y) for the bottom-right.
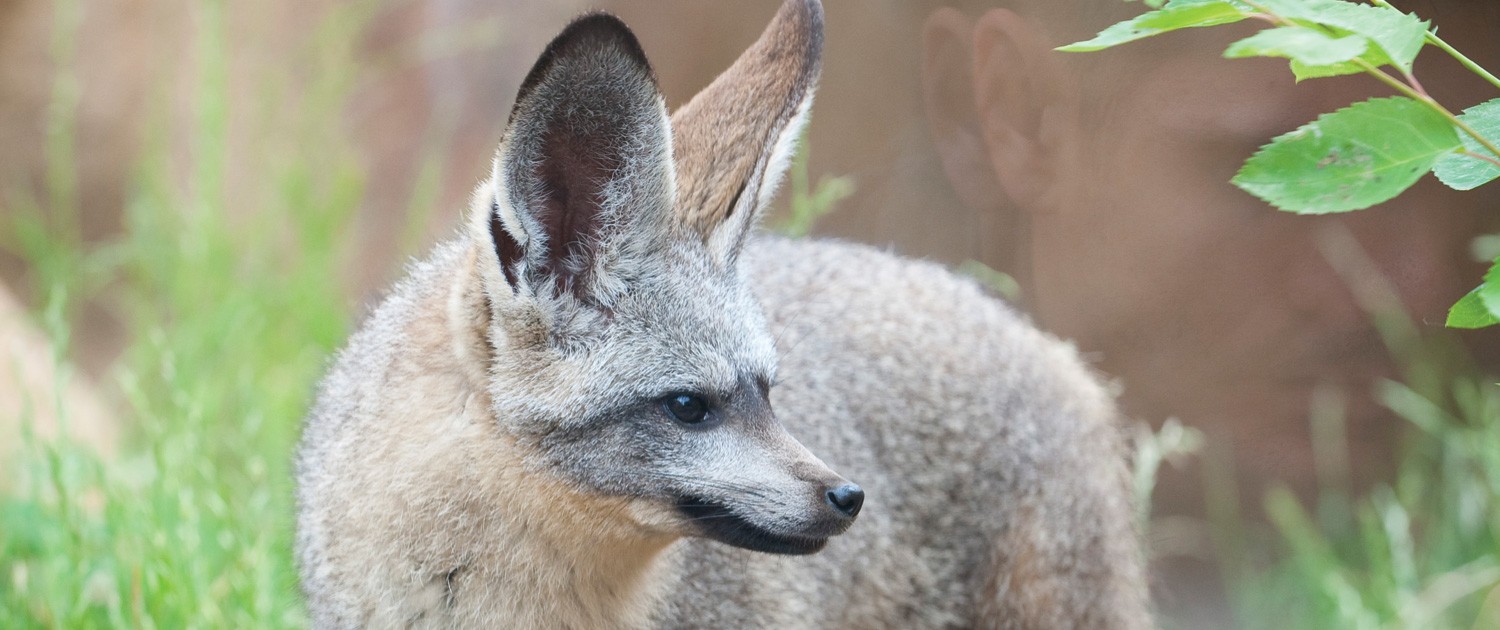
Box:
(1243, 1), (1500, 160)
(1243, 0), (1500, 167)
(1372, 0), (1500, 92)
(1460, 149), (1500, 169)
(1400, 68), (1429, 100)
(1351, 58), (1500, 162)
(1370, 66), (1499, 158)
(1425, 33), (1500, 92)
(1249, 0), (1500, 165)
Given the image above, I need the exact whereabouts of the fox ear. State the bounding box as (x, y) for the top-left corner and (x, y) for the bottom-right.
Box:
(477, 13), (673, 307)
(670, 0), (823, 266)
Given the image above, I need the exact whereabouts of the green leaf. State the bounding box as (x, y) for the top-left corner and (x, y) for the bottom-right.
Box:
(1442, 256), (1499, 329)
(1232, 97), (1461, 214)
(1289, 44), (1398, 82)
(1224, 26), (1367, 67)
(1057, 1), (1249, 52)
(1433, 98), (1500, 191)
(1447, 286), (1500, 329)
(1290, 59), (1366, 81)
(1481, 256), (1500, 319)
(1255, 0), (1428, 72)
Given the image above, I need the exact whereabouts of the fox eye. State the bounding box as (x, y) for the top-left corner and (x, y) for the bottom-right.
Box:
(662, 394), (710, 425)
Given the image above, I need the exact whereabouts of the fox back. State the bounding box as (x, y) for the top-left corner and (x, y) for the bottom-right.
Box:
(294, 1), (1150, 628)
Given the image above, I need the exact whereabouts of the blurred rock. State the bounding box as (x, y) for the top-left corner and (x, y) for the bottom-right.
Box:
(0, 284), (117, 468)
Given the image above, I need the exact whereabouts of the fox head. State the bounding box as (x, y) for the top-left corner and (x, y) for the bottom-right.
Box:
(453, 0), (858, 555)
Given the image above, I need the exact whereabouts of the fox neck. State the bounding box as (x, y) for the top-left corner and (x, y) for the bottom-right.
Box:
(432, 246), (683, 627)
(464, 460), (681, 628)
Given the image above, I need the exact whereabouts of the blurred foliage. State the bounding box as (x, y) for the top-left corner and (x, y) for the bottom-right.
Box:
(1069, 5), (1500, 619)
(1064, 0), (1500, 327)
(774, 132), (854, 238)
(1212, 368), (1500, 629)
(0, 0), (384, 625)
(1202, 237), (1500, 629)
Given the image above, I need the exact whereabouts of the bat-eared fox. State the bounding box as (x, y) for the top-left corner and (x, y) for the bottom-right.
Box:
(295, 1), (1150, 627)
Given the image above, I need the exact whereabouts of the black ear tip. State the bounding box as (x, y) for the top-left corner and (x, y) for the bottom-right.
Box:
(778, 0), (825, 71)
(559, 13), (651, 67)
(790, 0), (825, 32)
(516, 12), (655, 105)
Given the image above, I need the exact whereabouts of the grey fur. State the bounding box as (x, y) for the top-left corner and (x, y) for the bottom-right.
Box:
(295, 2), (1149, 628)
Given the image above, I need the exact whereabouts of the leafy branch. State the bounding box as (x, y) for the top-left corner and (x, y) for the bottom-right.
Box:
(1061, 0), (1500, 328)
(1371, 0), (1500, 92)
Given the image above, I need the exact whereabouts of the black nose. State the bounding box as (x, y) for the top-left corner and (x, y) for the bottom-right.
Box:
(825, 483), (864, 518)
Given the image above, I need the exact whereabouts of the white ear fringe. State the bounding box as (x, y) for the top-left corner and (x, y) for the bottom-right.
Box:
(757, 91), (814, 213)
(706, 90), (816, 266)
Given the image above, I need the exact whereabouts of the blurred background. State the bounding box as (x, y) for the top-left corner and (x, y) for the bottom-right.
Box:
(3, 0), (1499, 627)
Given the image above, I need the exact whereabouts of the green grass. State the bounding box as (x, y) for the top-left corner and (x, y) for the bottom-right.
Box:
(0, 1), (376, 626)
(1217, 371), (1500, 629)
(3, 1), (1500, 628)
(1131, 233), (1500, 629)
(1188, 369), (1500, 630)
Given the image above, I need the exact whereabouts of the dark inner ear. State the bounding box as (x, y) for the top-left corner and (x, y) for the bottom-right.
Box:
(534, 127), (621, 296)
(491, 12), (664, 301)
(491, 202), (522, 289)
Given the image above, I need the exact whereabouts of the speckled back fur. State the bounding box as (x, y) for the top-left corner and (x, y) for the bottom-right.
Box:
(663, 237), (1150, 628)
